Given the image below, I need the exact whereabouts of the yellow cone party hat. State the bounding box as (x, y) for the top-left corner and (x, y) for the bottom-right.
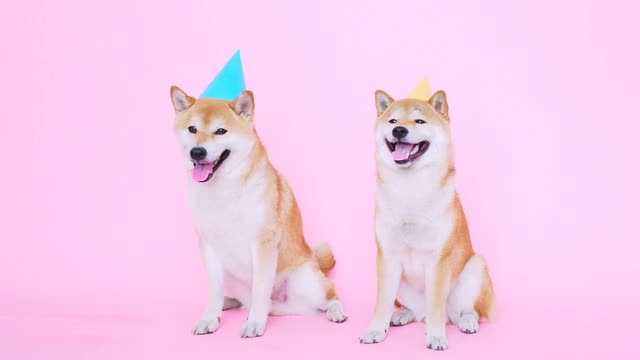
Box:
(407, 77), (432, 100)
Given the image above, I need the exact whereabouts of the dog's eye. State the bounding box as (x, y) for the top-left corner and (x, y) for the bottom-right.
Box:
(415, 119), (426, 124)
(388, 119), (397, 124)
(215, 128), (227, 135)
(188, 126), (197, 134)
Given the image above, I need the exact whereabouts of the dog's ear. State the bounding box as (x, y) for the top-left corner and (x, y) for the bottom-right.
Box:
(231, 90), (255, 121)
(428, 90), (449, 118)
(170, 86), (195, 113)
(375, 90), (395, 115)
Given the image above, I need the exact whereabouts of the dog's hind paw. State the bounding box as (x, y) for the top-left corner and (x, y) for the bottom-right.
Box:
(390, 308), (415, 326)
(458, 313), (479, 334)
(326, 300), (347, 323)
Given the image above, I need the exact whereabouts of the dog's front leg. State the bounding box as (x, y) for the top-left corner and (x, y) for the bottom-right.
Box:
(240, 240), (278, 338)
(425, 263), (452, 350)
(193, 240), (224, 335)
(360, 244), (402, 344)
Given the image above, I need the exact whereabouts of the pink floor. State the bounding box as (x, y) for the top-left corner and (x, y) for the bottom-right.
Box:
(2, 292), (637, 359)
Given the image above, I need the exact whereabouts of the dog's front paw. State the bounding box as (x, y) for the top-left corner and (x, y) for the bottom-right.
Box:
(359, 328), (387, 344)
(240, 320), (266, 338)
(426, 335), (449, 351)
(192, 317), (220, 335)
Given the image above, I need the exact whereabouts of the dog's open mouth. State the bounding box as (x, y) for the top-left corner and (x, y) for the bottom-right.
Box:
(385, 140), (430, 164)
(192, 150), (230, 182)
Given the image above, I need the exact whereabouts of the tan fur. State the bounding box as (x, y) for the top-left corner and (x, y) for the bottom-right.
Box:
(361, 89), (495, 349)
(381, 93), (495, 322)
(475, 267), (497, 321)
(313, 242), (337, 275)
(171, 86), (346, 336)
(426, 99), (495, 324)
(171, 86), (320, 276)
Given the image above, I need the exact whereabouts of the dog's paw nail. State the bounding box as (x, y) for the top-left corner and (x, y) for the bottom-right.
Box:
(192, 318), (220, 335)
(426, 335), (448, 351)
(240, 320), (266, 338)
(458, 314), (479, 334)
(326, 302), (348, 323)
(390, 309), (414, 326)
(360, 329), (386, 344)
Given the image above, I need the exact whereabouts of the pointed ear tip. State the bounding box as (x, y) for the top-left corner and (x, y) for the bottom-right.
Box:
(376, 90), (395, 102)
(237, 90), (254, 98)
(171, 86), (188, 98)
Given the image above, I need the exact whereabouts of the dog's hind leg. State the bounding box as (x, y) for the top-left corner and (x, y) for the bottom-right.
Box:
(390, 307), (416, 327)
(446, 254), (495, 334)
(223, 297), (242, 310)
(270, 262), (347, 322)
(269, 301), (308, 316)
(394, 280), (426, 325)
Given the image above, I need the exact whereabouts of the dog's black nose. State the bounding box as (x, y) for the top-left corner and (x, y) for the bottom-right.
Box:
(392, 126), (409, 139)
(190, 147), (207, 161)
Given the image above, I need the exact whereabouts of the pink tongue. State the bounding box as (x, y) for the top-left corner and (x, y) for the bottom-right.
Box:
(392, 143), (415, 161)
(193, 162), (215, 182)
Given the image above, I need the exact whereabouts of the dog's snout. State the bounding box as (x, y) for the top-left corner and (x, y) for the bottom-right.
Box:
(392, 126), (409, 139)
(190, 147), (207, 161)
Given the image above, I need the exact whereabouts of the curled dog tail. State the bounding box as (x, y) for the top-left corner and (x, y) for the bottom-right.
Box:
(313, 242), (336, 275)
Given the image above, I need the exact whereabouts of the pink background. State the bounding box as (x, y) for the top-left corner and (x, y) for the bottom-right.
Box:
(1, 0), (639, 358)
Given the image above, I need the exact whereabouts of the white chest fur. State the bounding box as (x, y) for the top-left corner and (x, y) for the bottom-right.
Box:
(375, 167), (456, 283)
(187, 175), (268, 281)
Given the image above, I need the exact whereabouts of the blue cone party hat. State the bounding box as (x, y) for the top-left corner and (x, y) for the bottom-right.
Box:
(199, 50), (246, 100)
